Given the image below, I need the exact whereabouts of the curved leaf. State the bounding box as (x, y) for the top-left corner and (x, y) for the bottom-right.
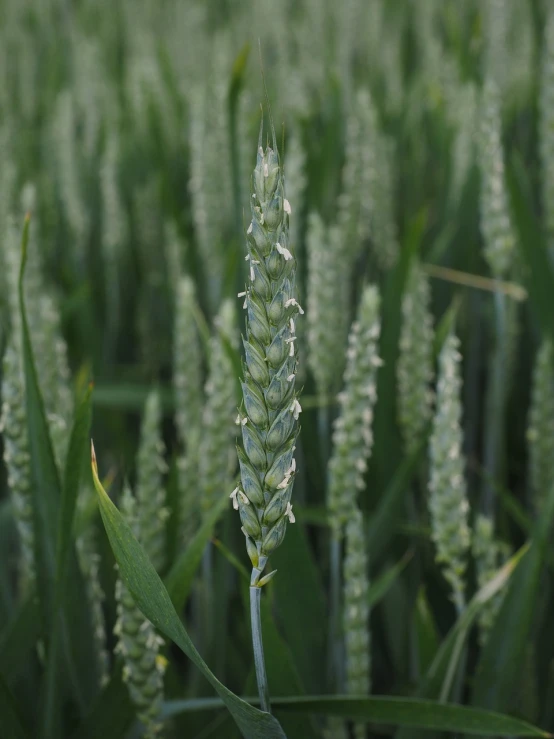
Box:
(161, 696), (550, 737)
(91, 444), (286, 739)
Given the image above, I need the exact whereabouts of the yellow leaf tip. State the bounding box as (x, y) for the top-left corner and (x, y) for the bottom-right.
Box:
(91, 439), (97, 472)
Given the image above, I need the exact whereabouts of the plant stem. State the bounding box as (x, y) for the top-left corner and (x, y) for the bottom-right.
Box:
(328, 533), (343, 692)
(249, 579), (271, 714)
(483, 289), (508, 516)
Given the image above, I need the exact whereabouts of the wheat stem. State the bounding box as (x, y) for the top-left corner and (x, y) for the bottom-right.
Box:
(250, 583), (271, 714)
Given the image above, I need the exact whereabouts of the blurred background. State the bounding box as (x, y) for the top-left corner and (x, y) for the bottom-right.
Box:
(1, 0), (554, 737)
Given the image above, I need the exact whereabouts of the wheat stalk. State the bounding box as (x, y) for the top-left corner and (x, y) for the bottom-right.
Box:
(527, 339), (554, 513)
(343, 505), (371, 739)
(232, 122), (302, 712)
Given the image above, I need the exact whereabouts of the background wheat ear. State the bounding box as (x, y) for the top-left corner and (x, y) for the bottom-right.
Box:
(428, 332), (470, 615)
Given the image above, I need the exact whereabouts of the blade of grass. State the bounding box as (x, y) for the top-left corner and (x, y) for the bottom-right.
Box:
(91, 444), (287, 738)
(162, 696), (551, 736)
(0, 673), (31, 739)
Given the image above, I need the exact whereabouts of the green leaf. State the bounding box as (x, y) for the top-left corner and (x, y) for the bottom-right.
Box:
(508, 151), (554, 340)
(270, 519), (328, 694)
(273, 696), (550, 736)
(412, 588), (440, 678)
(0, 596), (40, 685)
(42, 385), (95, 736)
(368, 431), (429, 561)
(18, 214), (60, 646)
(395, 543), (529, 739)
(0, 672), (31, 739)
(91, 445), (286, 738)
(161, 696), (550, 736)
(18, 218), (97, 735)
(165, 492), (229, 612)
(470, 476), (554, 710)
(367, 550), (413, 610)
(70, 666), (134, 739)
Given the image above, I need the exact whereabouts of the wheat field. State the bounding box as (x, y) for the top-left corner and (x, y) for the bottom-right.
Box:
(1, 1), (554, 738)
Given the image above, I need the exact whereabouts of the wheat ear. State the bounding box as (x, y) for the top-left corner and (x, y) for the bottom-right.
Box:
(232, 123), (302, 712)
(428, 333), (470, 614)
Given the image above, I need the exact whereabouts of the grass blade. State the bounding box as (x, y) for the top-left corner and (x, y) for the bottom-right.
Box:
(91, 444), (286, 738)
(162, 696), (550, 736)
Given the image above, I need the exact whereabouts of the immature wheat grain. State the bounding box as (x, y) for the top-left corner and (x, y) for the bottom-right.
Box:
(327, 285), (382, 537)
(136, 390), (169, 573)
(114, 487), (166, 739)
(0, 342), (34, 593)
(429, 333), (470, 613)
(200, 300), (238, 517)
(100, 131), (127, 330)
(232, 126), (302, 712)
(306, 213), (350, 399)
(472, 513), (510, 646)
(478, 77), (516, 280)
(76, 493), (110, 686)
(540, 8), (554, 256)
(527, 339), (554, 513)
(233, 128), (301, 582)
(397, 261), (434, 453)
(173, 275), (202, 546)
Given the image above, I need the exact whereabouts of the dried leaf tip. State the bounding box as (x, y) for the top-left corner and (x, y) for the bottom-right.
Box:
(91, 439), (98, 473)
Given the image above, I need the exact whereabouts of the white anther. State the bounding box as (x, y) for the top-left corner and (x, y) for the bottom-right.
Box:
(238, 291), (246, 298)
(287, 374), (295, 382)
(247, 222), (253, 234)
(241, 416), (248, 425)
(289, 318), (295, 333)
(277, 475), (290, 490)
(250, 264), (255, 281)
(284, 298), (304, 314)
(276, 242), (293, 261)
(284, 198), (291, 214)
(235, 414), (241, 425)
(245, 254), (250, 260)
(230, 487), (240, 510)
(285, 502), (295, 523)
(290, 398), (302, 419)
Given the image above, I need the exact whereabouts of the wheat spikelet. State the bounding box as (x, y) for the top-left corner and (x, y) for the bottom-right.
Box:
(428, 333), (470, 613)
(232, 126), (302, 585)
(200, 300), (238, 517)
(478, 77), (516, 279)
(1, 342), (34, 593)
(527, 339), (554, 512)
(540, 8), (554, 255)
(306, 213), (350, 399)
(472, 513), (510, 646)
(114, 488), (166, 738)
(328, 286), (382, 537)
(136, 391), (169, 573)
(173, 275), (202, 546)
(397, 261), (434, 453)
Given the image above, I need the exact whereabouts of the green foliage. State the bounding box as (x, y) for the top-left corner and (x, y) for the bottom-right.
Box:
(2, 2), (554, 737)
